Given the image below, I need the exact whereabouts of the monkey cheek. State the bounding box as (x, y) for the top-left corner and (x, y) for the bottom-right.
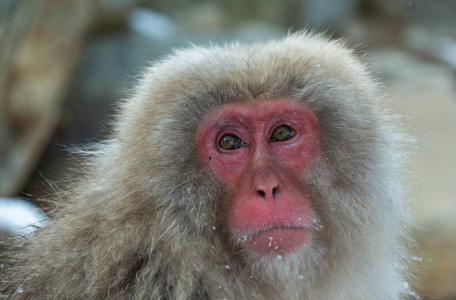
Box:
(244, 228), (311, 256)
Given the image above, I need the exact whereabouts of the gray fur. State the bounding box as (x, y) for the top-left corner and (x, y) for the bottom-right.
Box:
(1, 32), (417, 299)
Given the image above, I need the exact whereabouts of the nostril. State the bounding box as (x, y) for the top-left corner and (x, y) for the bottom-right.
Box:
(272, 187), (278, 198)
(258, 190), (266, 198)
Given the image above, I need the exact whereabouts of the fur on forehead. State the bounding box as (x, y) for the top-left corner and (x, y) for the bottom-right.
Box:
(144, 33), (370, 100)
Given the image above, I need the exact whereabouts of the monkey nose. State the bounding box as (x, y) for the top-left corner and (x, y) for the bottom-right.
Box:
(251, 162), (281, 200)
(256, 183), (279, 200)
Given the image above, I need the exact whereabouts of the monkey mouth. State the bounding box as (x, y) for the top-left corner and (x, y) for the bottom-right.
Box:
(241, 226), (311, 255)
(249, 226), (305, 237)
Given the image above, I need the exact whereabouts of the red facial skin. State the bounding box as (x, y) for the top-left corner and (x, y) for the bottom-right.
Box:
(197, 99), (319, 256)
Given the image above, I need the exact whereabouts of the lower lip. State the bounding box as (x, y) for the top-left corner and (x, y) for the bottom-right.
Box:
(245, 228), (311, 255)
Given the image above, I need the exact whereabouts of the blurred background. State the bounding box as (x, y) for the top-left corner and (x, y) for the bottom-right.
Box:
(0, 0), (455, 298)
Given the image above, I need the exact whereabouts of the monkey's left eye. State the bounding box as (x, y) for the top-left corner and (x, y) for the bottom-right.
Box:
(270, 125), (296, 142)
(218, 134), (244, 150)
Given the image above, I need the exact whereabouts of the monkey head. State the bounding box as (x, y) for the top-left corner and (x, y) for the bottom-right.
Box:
(2, 32), (416, 300)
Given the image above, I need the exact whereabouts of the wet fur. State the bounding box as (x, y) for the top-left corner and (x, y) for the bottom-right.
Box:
(1, 32), (417, 299)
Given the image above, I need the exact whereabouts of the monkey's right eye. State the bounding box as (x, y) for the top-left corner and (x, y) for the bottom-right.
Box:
(218, 134), (244, 150)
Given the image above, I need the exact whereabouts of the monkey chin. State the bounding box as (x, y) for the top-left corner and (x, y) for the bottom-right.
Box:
(241, 228), (312, 257)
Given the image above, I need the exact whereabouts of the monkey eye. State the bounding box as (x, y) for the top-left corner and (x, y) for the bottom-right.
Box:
(270, 125), (296, 142)
(218, 134), (245, 150)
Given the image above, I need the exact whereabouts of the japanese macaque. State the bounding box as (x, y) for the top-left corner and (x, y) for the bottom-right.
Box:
(1, 32), (417, 299)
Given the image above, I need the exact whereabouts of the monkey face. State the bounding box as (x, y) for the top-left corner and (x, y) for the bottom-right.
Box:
(197, 98), (320, 256)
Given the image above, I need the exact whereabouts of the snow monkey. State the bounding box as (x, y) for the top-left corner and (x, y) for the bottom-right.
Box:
(1, 32), (418, 299)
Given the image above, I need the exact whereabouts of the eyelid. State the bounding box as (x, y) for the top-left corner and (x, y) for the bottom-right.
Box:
(268, 121), (293, 135)
(215, 126), (248, 146)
